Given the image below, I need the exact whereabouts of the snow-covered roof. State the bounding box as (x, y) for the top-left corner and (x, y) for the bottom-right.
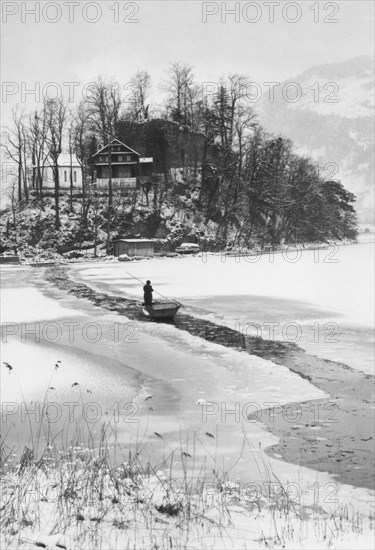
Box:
(57, 153), (81, 167)
(92, 138), (140, 158)
(113, 239), (154, 243)
(32, 153), (81, 169)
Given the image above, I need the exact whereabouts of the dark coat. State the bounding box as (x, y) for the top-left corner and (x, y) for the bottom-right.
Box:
(143, 284), (153, 306)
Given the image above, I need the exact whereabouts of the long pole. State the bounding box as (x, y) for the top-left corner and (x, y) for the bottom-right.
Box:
(126, 271), (182, 307)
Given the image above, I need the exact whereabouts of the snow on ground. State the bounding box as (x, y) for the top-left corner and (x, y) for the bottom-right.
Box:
(1, 462), (374, 550)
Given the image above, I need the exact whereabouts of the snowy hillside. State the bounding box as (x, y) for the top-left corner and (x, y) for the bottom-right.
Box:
(256, 56), (374, 222)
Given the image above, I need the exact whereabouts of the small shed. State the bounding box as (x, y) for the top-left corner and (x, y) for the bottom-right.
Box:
(113, 239), (154, 258)
(0, 254), (20, 265)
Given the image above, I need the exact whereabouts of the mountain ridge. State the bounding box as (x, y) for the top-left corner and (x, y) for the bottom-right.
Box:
(257, 55), (374, 222)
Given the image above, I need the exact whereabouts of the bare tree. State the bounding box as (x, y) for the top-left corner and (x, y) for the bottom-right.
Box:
(73, 100), (91, 224)
(67, 116), (75, 211)
(162, 62), (199, 127)
(128, 70), (151, 122)
(209, 74), (255, 150)
(28, 107), (49, 202)
(2, 107), (28, 203)
(85, 78), (123, 251)
(44, 98), (67, 229)
(6, 178), (18, 229)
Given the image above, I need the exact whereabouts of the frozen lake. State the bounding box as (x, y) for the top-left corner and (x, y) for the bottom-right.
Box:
(1, 240), (374, 513)
(71, 240), (374, 375)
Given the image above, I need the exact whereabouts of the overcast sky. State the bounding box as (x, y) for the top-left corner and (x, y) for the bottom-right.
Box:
(1, 0), (374, 118)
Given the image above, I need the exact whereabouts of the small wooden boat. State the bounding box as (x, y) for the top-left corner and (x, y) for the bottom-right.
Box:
(141, 300), (181, 320)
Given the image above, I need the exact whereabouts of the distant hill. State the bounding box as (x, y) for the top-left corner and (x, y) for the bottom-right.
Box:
(256, 56), (374, 222)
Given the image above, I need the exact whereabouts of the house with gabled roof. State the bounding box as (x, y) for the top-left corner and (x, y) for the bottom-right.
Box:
(91, 138), (153, 190)
(33, 153), (83, 189)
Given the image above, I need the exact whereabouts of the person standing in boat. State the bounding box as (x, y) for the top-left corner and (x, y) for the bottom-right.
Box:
(143, 280), (154, 306)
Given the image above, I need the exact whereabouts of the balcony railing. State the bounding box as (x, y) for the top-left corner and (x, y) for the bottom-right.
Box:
(96, 177), (137, 189)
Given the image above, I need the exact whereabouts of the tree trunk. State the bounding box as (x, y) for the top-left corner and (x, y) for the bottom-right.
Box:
(18, 162), (22, 203)
(106, 143), (113, 253)
(94, 208), (98, 258)
(108, 143), (113, 208)
(37, 164), (43, 202)
(22, 134), (29, 202)
(81, 164), (87, 224)
(54, 163), (60, 229)
(22, 165), (29, 202)
(32, 146), (36, 193)
(69, 150), (74, 211)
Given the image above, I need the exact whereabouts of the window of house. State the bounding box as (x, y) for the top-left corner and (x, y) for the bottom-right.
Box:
(74, 171), (77, 183)
(64, 170), (67, 182)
